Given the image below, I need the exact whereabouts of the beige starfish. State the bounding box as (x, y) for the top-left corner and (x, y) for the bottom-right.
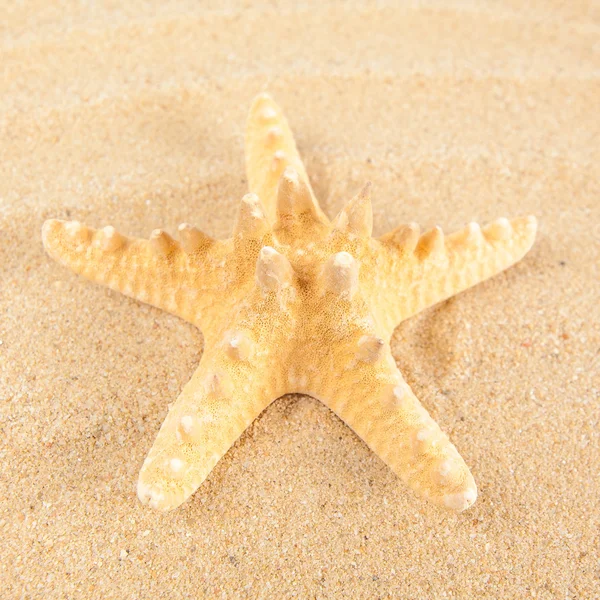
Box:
(42, 93), (537, 512)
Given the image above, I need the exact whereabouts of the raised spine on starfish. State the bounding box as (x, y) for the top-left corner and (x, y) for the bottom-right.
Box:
(43, 93), (537, 512)
(332, 182), (374, 238)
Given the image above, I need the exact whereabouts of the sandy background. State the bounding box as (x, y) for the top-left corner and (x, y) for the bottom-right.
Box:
(1, 1), (599, 598)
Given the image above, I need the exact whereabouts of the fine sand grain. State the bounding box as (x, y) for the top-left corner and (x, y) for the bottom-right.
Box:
(1, 1), (599, 598)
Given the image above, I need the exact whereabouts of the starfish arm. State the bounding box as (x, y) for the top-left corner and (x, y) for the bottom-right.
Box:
(377, 215), (537, 328)
(42, 218), (220, 327)
(315, 346), (477, 511)
(137, 349), (277, 511)
(245, 93), (328, 224)
(138, 244), (300, 511)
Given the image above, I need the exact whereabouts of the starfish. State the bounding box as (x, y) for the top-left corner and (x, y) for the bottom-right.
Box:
(42, 93), (537, 513)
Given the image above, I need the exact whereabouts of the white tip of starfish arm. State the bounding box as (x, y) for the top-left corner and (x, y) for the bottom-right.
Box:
(249, 92), (278, 118)
(137, 455), (212, 512)
(443, 485), (478, 512)
(42, 219), (71, 253)
(137, 478), (180, 512)
(136, 454), (205, 511)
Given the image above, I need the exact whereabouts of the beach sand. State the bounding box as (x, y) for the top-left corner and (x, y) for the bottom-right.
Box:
(1, 1), (599, 597)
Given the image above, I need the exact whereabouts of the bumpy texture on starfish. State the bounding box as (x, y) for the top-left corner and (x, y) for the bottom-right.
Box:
(42, 93), (537, 512)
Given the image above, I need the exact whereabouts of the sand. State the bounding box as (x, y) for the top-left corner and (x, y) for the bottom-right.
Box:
(1, 1), (599, 598)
